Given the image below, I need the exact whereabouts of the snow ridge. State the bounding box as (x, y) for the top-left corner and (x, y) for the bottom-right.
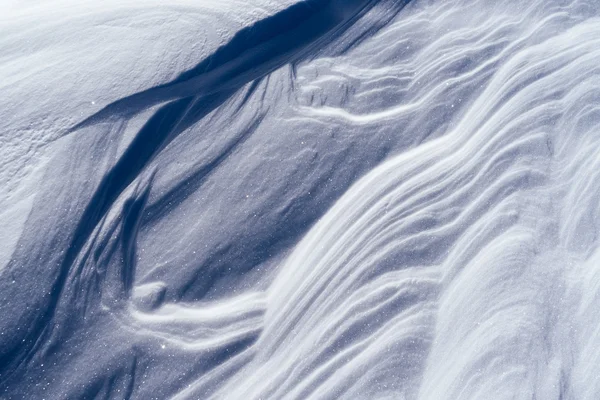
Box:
(2, 0), (600, 399)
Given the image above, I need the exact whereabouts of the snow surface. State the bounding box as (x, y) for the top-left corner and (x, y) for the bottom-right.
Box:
(2, 0), (600, 398)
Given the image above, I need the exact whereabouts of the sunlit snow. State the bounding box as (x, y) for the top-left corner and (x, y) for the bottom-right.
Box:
(2, 0), (600, 399)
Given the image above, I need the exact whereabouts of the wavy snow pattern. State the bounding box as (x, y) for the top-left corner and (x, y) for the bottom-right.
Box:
(2, 0), (600, 399)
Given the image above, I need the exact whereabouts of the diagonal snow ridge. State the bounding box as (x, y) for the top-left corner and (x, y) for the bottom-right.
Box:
(1, 0), (411, 396)
(3, 0), (600, 399)
(71, 0), (406, 131)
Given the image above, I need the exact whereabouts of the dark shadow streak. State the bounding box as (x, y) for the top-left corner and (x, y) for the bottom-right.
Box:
(70, 0), (382, 131)
(0, 0), (414, 384)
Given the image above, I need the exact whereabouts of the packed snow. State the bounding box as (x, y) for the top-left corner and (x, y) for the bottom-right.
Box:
(2, 0), (600, 399)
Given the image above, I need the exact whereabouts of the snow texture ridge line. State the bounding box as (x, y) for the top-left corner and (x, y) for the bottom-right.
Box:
(71, 0), (406, 131)
(0, 0), (411, 393)
(3, 0), (600, 398)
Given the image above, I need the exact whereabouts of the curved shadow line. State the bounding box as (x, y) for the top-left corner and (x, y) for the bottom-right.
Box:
(70, 0), (384, 131)
(0, 0), (415, 385)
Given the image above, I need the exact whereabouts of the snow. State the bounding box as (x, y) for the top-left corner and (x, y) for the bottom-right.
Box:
(2, 0), (600, 398)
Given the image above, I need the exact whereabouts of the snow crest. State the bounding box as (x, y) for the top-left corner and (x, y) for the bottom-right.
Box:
(2, 0), (600, 399)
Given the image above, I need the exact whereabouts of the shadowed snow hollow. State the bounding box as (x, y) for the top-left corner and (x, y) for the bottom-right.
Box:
(2, 0), (600, 399)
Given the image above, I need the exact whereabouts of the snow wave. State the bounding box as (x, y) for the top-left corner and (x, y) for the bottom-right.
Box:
(2, 0), (600, 399)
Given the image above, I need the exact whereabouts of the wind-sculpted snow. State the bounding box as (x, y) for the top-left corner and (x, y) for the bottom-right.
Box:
(2, 0), (600, 398)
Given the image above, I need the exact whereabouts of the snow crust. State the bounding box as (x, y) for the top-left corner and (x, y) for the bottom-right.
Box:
(2, 0), (600, 398)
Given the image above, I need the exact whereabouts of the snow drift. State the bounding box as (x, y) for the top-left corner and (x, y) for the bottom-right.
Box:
(2, 0), (600, 399)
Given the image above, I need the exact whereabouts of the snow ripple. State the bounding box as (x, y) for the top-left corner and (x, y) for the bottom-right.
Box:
(2, 0), (600, 399)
